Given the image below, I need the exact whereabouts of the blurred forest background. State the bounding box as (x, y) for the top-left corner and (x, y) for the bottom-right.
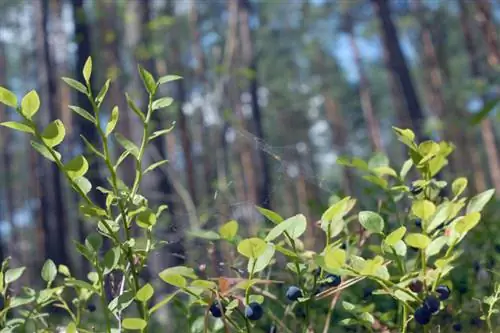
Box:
(0, 0), (500, 323)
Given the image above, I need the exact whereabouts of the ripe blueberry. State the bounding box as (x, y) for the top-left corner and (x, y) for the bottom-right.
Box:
(414, 306), (431, 325)
(286, 286), (302, 301)
(409, 279), (424, 293)
(324, 274), (341, 287)
(209, 301), (224, 318)
(470, 317), (483, 327)
(87, 303), (96, 312)
(294, 307), (306, 319)
(452, 323), (462, 331)
(415, 218), (422, 229)
(436, 285), (450, 300)
(410, 185), (423, 195)
(244, 302), (263, 321)
(423, 295), (440, 314)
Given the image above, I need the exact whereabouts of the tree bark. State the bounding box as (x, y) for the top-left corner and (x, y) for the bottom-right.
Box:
(458, 0), (500, 196)
(345, 17), (384, 152)
(371, 0), (426, 141)
(475, 0), (500, 67)
(39, 0), (70, 267)
(239, 0), (273, 209)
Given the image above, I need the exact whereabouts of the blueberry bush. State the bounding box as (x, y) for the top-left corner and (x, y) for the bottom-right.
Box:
(0, 59), (497, 332)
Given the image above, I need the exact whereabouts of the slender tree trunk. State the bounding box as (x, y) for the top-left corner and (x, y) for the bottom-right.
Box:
(346, 22), (384, 152)
(458, 0), (500, 196)
(0, 44), (10, 262)
(38, 0), (70, 267)
(239, 1), (273, 209)
(371, 0), (426, 141)
(475, 0), (500, 67)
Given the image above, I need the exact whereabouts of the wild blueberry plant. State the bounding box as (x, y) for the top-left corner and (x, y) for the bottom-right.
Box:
(0, 58), (496, 333)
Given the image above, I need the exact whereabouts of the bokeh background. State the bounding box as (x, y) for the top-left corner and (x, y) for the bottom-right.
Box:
(0, 0), (500, 329)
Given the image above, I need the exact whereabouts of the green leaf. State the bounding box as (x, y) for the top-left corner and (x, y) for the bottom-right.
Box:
(80, 134), (105, 158)
(426, 202), (452, 232)
(392, 127), (417, 149)
(20, 90), (40, 119)
(368, 153), (389, 169)
(83, 56), (92, 83)
(31, 140), (60, 162)
(324, 247), (346, 269)
(103, 247), (120, 274)
(64, 155), (89, 180)
(322, 197), (351, 222)
(58, 264), (71, 277)
(125, 93), (145, 122)
(41, 259), (57, 284)
(66, 322), (77, 333)
(411, 200), (436, 221)
(74, 176), (92, 194)
(122, 318), (147, 331)
(219, 220), (238, 241)
(86, 233), (102, 252)
(384, 227), (406, 246)
(158, 266), (197, 279)
(108, 290), (134, 314)
(136, 283), (154, 302)
(143, 160), (168, 174)
(138, 65), (156, 95)
(42, 120), (65, 147)
(400, 159), (413, 180)
(265, 214), (307, 241)
(256, 206), (284, 224)
(115, 133), (139, 158)
(68, 105), (96, 123)
(62, 77), (87, 95)
(470, 98), (499, 125)
(426, 236), (447, 258)
(148, 123), (175, 141)
(158, 75), (182, 85)
(0, 86), (17, 107)
(5, 267), (25, 284)
(404, 233), (431, 249)
(188, 229), (220, 240)
(358, 211), (384, 233)
(96, 79), (110, 104)
(105, 106), (119, 137)
(373, 166), (397, 178)
(248, 243), (275, 273)
(0, 121), (34, 134)
(466, 189), (495, 214)
(159, 273), (187, 288)
(136, 209), (157, 228)
(452, 177), (468, 198)
(455, 212), (481, 234)
(237, 238), (267, 259)
(149, 291), (179, 314)
(152, 97), (174, 111)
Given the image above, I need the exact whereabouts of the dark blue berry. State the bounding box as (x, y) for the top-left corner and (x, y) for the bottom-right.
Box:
(436, 285), (450, 300)
(87, 303), (96, 312)
(312, 268), (321, 277)
(470, 317), (483, 327)
(452, 323), (462, 331)
(294, 307), (306, 319)
(209, 301), (224, 318)
(414, 306), (431, 325)
(340, 242), (347, 250)
(415, 219), (422, 229)
(324, 274), (341, 287)
(409, 279), (424, 293)
(244, 302), (263, 321)
(363, 287), (373, 299)
(424, 295), (440, 314)
(410, 185), (423, 195)
(286, 286), (302, 301)
(495, 244), (500, 253)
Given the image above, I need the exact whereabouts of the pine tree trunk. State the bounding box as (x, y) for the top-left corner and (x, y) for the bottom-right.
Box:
(371, 0), (426, 141)
(475, 0), (500, 67)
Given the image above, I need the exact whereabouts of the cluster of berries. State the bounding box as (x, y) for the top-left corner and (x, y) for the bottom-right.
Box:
(409, 279), (451, 325)
(209, 299), (264, 321)
(285, 272), (342, 303)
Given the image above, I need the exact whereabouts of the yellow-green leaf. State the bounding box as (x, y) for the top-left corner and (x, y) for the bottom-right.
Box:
(136, 283), (154, 302)
(452, 177), (468, 198)
(68, 105), (96, 123)
(358, 211), (384, 233)
(455, 212), (481, 234)
(83, 56), (92, 83)
(411, 200), (436, 222)
(122, 318), (147, 330)
(265, 214), (307, 241)
(0, 86), (17, 107)
(248, 243), (275, 273)
(152, 97), (174, 110)
(324, 247), (346, 269)
(159, 273), (186, 288)
(136, 209), (157, 228)
(105, 106), (119, 137)
(404, 233), (431, 249)
(21, 90), (40, 119)
(158, 75), (182, 85)
(219, 220), (238, 241)
(0, 121), (34, 134)
(237, 238), (267, 259)
(42, 120), (65, 147)
(64, 156), (89, 180)
(466, 189), (495, 214)
(256, 206), (284, 224)
(384, 226), (406, 246)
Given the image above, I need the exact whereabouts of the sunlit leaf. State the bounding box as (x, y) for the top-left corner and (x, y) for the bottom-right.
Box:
(42, 120), (65, 147)
(105, 106), (119, 136)
(358, 211), (384, 233)
(237, 238), (267, 258)
(466, 189), (495, 214)
(0, 121), (34, 134)
(0, 86), (18, 107)
(404, 233), (430, 249)
(21, 90), (40, 119)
